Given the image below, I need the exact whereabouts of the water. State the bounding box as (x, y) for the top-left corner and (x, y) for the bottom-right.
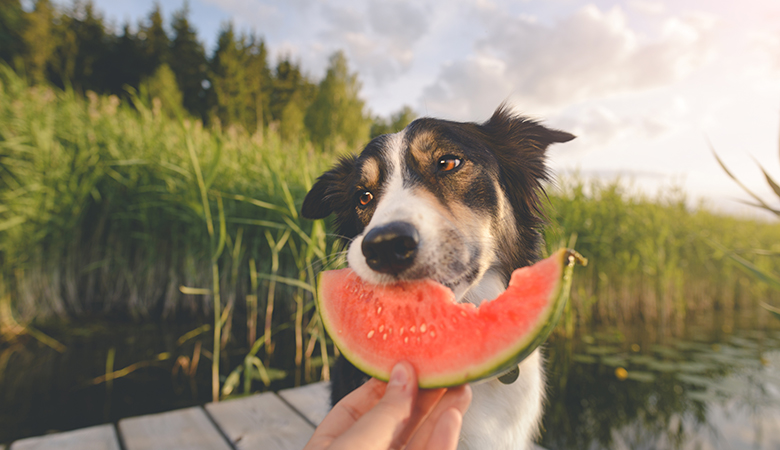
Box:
(540, 310), (780, 450)
(1, 310), (779, 447)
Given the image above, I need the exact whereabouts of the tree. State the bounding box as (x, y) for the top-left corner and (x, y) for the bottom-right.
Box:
(103, 23), (144, 96)
(170, 2), (208, 119)
(0, 0), (25, 68)
(370, 105), (416, 138)
(270, 58), (315, 121)
(209, 24), (270, 133)
(304, 51), (370, 152)
(243, 32), (272, 133)
(50, 1), (111, 92)
(138, 4), (170, 78)
(21, 0), (56, 84)
(210, 23), (249, 128)
(139, 63), (185, 118)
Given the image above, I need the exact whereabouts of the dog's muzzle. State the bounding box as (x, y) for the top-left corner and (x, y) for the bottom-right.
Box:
(361, 221), (419, 275)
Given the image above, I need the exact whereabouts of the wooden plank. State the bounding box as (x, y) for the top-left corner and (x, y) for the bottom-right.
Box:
(206, 392), (314, 450)
(10, 424), (120, 450)
(119, 407), (231, 450)
(278, 381), (331, 426)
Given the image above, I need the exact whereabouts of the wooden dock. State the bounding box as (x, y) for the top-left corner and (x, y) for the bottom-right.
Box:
(7, 381), (331, 450)
(6, 381), (548, 450)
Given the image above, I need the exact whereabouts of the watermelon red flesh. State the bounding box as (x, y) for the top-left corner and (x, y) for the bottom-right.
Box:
(316, 248), (579, 388)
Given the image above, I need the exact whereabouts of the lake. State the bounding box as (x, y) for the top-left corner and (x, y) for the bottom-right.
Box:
(1, 308), (778, 448)
(541, 309), (780, 450)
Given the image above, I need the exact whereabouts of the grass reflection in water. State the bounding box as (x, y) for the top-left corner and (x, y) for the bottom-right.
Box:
(541, 310), (780, 450)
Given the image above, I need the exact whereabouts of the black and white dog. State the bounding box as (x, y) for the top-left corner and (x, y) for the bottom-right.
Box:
(302, 105), (574, 449)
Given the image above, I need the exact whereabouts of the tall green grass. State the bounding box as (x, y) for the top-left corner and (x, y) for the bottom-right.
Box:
(0, 66), (342, 397)
(2, 68), (779, 397)
(545, 178), (780, 335)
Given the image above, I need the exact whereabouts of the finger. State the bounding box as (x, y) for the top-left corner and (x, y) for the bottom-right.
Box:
(427, 407), (463, 450)
(328, 361), (417, 450)
(304, 378), (387, 450)
(405, 384), (472, 450)
(391, 387), (446, 447)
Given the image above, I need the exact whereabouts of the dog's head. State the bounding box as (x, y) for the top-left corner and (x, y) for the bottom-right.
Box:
(302, 105), (573, 304)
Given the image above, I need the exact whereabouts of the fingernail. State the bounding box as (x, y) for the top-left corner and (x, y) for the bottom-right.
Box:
(389, 363), (408, 387)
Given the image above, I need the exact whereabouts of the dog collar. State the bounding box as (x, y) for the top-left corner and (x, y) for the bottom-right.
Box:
(498, 365), (520, 384)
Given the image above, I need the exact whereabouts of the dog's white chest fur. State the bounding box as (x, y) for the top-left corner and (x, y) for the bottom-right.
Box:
(459, 350), (544, 450)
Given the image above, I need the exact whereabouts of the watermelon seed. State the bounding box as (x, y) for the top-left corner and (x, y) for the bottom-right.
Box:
(410, 326), (416, 333)
(377, 306), (382, 315)
(430, 331), (436, 338)
(383, 333), (388, 340)
(404, 337), (409, 344)
(420, 323), (427, 333)
(367, 330), (375, 339)
(460, 310), (467, 317)
(399, 327), (404, 336)
(379, 325), (384, 332)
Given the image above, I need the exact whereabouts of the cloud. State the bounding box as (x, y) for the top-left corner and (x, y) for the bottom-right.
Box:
(315, 0), (430, 84)
(628, 0), (665, 15)
(421, 5), (717, 120)
(368, 0), (429, 48)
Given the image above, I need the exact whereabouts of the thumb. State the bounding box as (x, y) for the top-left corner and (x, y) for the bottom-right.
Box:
(330, 362), (417, 450)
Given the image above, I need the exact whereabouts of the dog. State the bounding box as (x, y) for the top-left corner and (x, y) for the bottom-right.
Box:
(301, 104), (574, 449)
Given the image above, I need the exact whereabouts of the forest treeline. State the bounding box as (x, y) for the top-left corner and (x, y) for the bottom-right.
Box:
(0, 0), (415, 150)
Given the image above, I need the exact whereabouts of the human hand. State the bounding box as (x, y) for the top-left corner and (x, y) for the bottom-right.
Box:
(304, 361), (472, 450)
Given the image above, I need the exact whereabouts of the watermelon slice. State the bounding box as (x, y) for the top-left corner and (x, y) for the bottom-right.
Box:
(316, 248), (585, 388)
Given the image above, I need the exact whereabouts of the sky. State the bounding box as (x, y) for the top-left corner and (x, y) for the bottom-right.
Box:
(87, 0), (780, 217)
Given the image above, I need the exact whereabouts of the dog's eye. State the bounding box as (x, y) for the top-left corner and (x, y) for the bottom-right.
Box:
(437, 156), (462, 172)
(358, 191), (374, 206)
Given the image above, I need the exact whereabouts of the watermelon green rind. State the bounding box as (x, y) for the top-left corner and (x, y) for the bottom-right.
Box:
(316, 248), (583, 388)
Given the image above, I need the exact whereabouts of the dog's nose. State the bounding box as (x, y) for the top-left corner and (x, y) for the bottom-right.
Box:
(361, 221), (419, 275)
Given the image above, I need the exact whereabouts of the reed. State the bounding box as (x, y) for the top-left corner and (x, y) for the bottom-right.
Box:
(545, 177), (780, 334)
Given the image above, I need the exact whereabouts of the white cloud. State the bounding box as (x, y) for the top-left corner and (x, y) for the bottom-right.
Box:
(628, 0), (665, 15)
(421, 5), (717, 120)
(368, 0), (429, 48)
(306, 0), (432, 84)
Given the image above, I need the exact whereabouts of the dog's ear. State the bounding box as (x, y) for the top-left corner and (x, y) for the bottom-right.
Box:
(302, 155), (357, 219)
(484, 104), (575, 150)
(480, 105), (574, 234)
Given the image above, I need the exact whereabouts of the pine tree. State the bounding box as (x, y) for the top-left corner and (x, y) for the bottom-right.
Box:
(56, 1), (110, 92)
(210, 23), (249, 128)
(170, 2), (208, 119)
(0, 0), (25, 68)
(138, 4), (170, 78)
(304, 51), (370, 152)
(104, 23), (144, 96)
(243, 32), (272, 133)
(271, 58), (316, 142)
(210, 24), (271, 133)
(270, 57), (316, 123)
(21, 0), (56, 84)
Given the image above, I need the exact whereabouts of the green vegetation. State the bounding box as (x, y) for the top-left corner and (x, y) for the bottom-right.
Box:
(545, 179), (780, 335)
(712, 143), (780, 319)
